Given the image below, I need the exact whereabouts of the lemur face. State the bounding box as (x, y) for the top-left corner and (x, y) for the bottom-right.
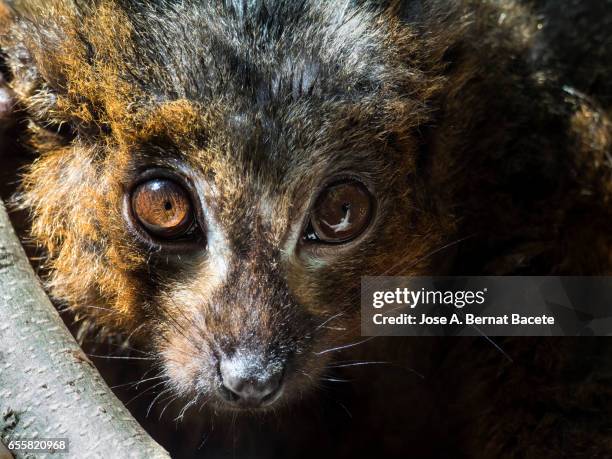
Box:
(2, 1), (452, 410)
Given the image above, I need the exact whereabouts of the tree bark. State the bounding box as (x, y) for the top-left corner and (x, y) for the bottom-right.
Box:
(0, 199), (170, 459)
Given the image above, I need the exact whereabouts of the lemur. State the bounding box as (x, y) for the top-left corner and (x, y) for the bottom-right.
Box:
(1, 1), (612, 457)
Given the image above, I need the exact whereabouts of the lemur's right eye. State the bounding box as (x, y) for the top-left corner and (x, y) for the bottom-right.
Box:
(304, 180), (373, 244)
(131, 179), (194, 239)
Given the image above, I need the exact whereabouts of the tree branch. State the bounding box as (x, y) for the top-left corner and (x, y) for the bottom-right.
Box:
(0, 199), (170, 458)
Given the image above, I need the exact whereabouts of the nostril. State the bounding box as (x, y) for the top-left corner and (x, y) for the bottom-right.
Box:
(260, 382), (281, 403)
(218, 384), (240, 403)
(218, 357), (284, 407)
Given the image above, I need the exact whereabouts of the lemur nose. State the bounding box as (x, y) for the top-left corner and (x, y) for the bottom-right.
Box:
(218, 356), (283, 408)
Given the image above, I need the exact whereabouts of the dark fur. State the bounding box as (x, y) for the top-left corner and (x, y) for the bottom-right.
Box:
(1, 1), (612, 457)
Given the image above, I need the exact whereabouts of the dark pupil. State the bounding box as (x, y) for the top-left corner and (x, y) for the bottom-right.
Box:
(131, 178), (193, 238)
(310, 182), (372, 243)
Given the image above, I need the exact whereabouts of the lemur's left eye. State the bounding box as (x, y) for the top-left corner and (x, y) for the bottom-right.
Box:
(131, 179), (194, 239)
(304, 180), (373, 244)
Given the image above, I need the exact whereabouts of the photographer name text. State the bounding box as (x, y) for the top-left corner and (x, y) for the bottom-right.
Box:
(373, 313), (555, 326)
(371, 287), (555, 327)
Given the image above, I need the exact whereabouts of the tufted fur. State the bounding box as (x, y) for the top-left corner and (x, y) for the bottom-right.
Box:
(1, 1), (612, 457)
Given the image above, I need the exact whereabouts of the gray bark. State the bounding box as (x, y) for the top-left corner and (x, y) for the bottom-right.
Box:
(0, 199), (170, 459)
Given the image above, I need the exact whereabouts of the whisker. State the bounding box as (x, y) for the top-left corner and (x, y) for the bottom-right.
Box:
(175, 398), (198, 422)
(335, 400), (352, 418)
(111, 374), (167, 390)
(315, 311), (345, 330)
(452, 309), (513, 362)
(197, 432), (210, 450)
(159, 394), (179, 421)
(327, 360), (389, 369)
(383, 235), (475, 277)
(157, 296), (208, 354)
(122, 322), (149, 346)
(82, 305), (121, 314)
(99, 341), (154, 357)
(476, 331), (513, 362)
(87, 354), (155, 361)
(124, 380), (168, 406)
(300, 370), (314, 383)
(327, 360), (426, 379)
(314, 336), (376, 355)
(320, 377), (351, 383)
(197, 397), (212, 413)
(147, 387), (173, 418)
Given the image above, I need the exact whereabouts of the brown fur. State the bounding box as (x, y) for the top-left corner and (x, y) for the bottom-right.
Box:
(1, 0), (612, 457)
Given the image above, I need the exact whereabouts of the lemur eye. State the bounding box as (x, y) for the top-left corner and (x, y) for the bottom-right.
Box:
(306, 180), (373, 243)
(131, 179), (194, 238)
